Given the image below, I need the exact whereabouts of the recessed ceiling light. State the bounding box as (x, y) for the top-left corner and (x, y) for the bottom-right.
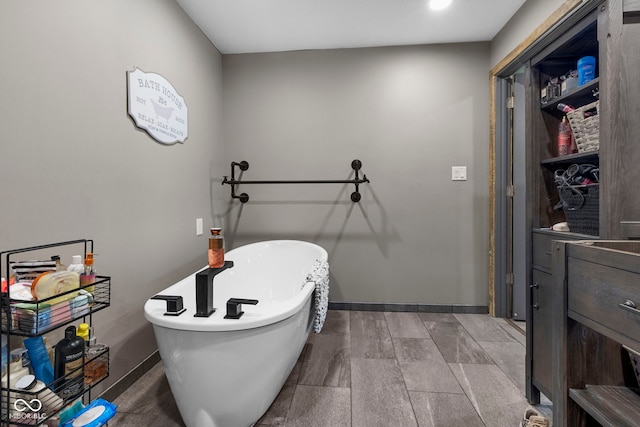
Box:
(429, 0), (452, 11)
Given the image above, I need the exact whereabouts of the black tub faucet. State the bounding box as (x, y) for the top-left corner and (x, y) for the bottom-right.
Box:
(150, 294), (186, 316)
(225, 298), (259, 319)
(194, 261), (234, 318)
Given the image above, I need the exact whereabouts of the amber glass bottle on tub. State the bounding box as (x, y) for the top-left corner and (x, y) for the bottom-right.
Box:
(208, 228), (224, 268)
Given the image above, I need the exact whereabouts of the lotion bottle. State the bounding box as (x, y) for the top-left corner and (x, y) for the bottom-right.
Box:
(80, 252), (95, 292)
(208, 228), (225, 268)
(67, 255), (84, 275)
(54, 326), (85, 399)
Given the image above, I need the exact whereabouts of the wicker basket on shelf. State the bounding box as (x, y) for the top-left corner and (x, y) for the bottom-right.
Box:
(566, 100), (599, 153)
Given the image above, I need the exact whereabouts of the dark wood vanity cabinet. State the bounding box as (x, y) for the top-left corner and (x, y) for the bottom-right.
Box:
(552, 240), (640, 427)
(529, 231), (593, 403)
(529, 231), (567, 401)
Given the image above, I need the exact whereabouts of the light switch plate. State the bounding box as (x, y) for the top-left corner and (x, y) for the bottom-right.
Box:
(196, 218), (204, 235)
(452, 166), (467, 181)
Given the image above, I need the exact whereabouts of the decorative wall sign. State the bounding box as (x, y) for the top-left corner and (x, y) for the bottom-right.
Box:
(127, 68), (188, 144)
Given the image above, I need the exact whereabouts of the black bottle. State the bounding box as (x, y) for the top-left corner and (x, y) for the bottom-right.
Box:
(54, 325), (85, 399)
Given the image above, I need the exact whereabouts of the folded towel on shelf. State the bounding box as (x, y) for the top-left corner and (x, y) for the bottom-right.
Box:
(306, 259), (330, 333)
(11, 302), (51, 334)
(10, 260), (57, 282)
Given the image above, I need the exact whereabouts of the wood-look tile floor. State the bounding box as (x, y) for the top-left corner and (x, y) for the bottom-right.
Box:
(110, 311), (551, 427)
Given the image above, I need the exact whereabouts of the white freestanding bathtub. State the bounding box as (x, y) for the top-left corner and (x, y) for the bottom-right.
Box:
(144, 240), (328, 427)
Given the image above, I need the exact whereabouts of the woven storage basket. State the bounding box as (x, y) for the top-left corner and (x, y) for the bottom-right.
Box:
(558, 183), (599, 235)
(566, 100), (599, 153)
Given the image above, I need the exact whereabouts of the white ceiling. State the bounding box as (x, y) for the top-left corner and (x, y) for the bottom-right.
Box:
(176, 0), (527, 54)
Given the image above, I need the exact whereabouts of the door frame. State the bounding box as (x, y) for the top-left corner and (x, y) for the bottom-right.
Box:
(489, 0), (584, 316)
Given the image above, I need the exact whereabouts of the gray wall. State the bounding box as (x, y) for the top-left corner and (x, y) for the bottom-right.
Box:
(0, 0), (223, 391)
(222, 44), (491, 306)
(490, 0), (567, 69)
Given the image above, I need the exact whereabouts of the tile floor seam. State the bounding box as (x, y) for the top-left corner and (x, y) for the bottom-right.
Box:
(391, 336), (436, 341)
(417, 315), (452, 359)
(349, 311), (354, 427)
(405, 387), (422, 425)
(388, 323), (420, 426)
(287, 343), (313, 426)
(476, 338), (524, 392)
(449, 316), (514, 366)
(448, 361), (488, 425)
(281, 384), (298, 426)
(415, 313), (493, 418)
(382, 314), (397, 360)
(456, 314), (519, 343)
(465, 317), (530, 402)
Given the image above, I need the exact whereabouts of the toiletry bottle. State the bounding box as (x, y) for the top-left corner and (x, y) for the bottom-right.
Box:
(15, 374), (64, 414)
(208, 228), (225, 268)
(51, 255), (66, 272)
(54, 326), (85, 399)
(84, 341), (107, 386)
(8, 349), (30, 381)
(76, 323), (90, 345)
(558, 116), (572, 156)
(23, 335), (55, 385)
(80, 252), (95, 292)
(77, 322), (103, 385)
(1, 335), (7, 376)
(67, 255), (84, 275)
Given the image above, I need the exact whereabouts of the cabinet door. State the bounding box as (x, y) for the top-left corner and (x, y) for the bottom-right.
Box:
(600, 0), (640, 238)
(532, 268), (554, 398)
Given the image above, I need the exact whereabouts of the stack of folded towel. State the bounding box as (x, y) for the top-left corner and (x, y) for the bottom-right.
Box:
(10, 259), (57, 282)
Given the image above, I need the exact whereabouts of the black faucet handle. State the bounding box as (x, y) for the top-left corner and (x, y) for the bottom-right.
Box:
(224, 298), (259, 319)
(151, 295), (186, 316)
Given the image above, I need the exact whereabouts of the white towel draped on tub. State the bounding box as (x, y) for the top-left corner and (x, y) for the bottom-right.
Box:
(306, 259), (330, 333)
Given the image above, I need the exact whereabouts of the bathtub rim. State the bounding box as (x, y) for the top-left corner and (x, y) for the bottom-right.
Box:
(144, 240), (327, 332)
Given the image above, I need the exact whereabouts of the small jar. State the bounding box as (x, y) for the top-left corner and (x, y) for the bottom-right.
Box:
(9, 348), (30, 381)
(51, 255), (66, 272)
(208, 228), (225, 268)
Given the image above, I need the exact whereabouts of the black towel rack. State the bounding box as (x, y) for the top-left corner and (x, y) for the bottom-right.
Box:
(222, 159), (370, 203)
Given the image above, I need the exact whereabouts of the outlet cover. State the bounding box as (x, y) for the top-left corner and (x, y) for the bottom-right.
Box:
(196, 218), (204, 235)
(452, 166), (467, 181)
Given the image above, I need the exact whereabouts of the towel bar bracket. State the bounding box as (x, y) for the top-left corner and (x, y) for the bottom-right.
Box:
(222, 159), (370, 203)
